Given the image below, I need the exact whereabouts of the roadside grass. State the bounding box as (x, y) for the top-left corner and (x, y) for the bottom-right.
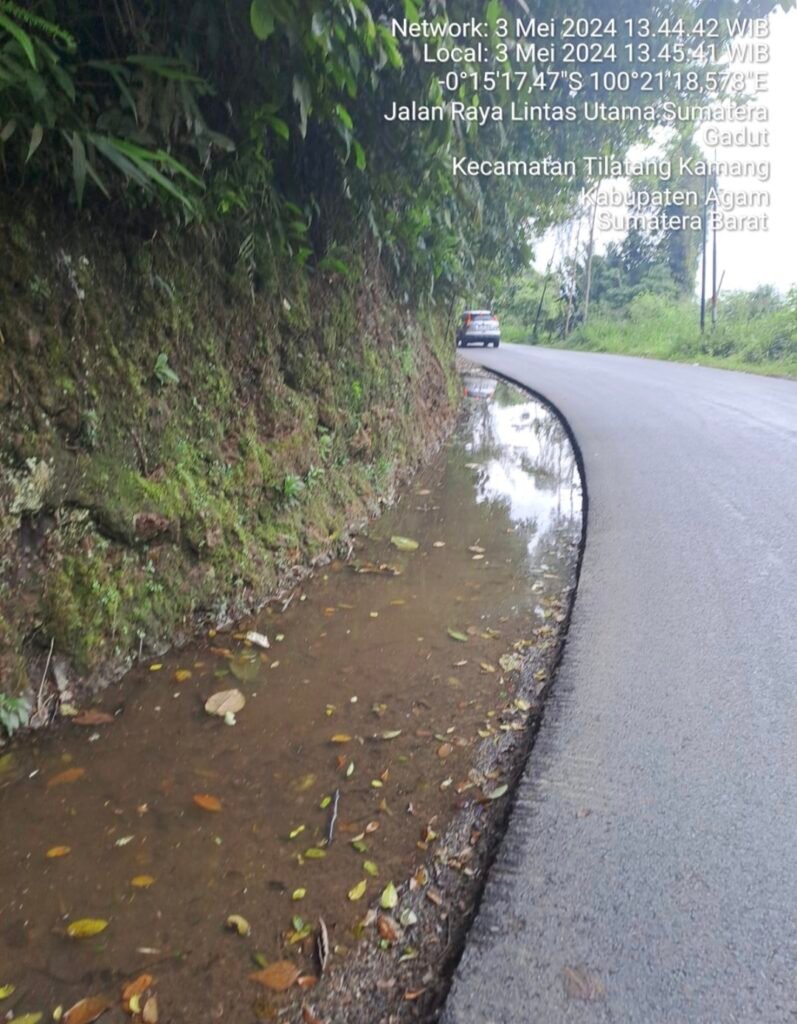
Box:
(503, 293), (797, 382)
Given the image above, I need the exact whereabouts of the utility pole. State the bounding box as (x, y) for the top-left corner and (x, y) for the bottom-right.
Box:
(711, 172), (718, 330)
(700, 166), (709, 334)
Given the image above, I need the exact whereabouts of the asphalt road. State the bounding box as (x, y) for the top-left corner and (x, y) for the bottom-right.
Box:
(442, 346), (797, 1024)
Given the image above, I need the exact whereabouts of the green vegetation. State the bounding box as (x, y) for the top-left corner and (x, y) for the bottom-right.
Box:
(499, 237), (797, 379)
(1, 0), (791, 715)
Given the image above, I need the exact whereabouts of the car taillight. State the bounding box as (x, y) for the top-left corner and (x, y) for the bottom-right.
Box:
(465, 314), (472, 326)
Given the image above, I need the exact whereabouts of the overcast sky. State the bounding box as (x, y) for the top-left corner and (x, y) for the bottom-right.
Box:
(535, 7), (797, 294)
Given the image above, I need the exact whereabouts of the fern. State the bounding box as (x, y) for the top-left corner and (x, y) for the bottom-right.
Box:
(0, 1), (76, 50)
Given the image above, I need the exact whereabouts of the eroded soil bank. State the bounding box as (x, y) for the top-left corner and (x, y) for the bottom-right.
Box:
(0, 375), (582, 1023)
(0, 196), (457, 712)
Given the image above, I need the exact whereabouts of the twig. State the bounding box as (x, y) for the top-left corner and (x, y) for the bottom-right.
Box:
(37, 638), (54, 714)
(281, 589), (297, 613)
(326, 788), (340, 845)
(130, 428), (149, 476)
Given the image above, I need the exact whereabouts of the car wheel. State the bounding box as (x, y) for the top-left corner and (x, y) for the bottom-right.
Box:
(493, 340), (499, 348)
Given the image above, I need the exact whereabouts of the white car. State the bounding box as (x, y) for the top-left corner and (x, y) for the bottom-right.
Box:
(455, 310), (500, 348)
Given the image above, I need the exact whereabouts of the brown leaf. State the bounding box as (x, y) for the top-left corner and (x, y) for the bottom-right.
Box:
(437, 743), (453, 759)
(47, 767), (86, 787)
(562, 966), (605, 1001)
(250, 960), (300, 992)
(425, 888), (443, 906)
(404, 988), (427, 1001)
(301, 1004), (326, 1024)
(296, 975), (317, 989)
(121, 974), (154, 1004)
(64, 997), (111, 1024)
(377, 914), (399, 942)
(192, 793), (222, 812)
(72, 710), (115, 726)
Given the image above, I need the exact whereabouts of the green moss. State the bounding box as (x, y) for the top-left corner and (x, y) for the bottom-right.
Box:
(0, 195), (458, 697)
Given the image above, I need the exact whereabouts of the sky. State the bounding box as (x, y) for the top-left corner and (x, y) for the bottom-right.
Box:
(535, 7), (797, 294)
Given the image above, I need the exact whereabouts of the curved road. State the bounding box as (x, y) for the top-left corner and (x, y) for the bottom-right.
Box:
(442, 346), (797, 1024)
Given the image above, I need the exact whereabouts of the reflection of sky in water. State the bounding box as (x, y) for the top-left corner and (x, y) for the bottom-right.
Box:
(466, 391), (582, 557)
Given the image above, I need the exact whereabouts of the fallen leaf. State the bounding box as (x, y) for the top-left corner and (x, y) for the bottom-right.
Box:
(131, 875), (155, 889)
(72, 710), (114, 726)
(377, 914), (399, 941)
(365, 820), (380, 834)
(330, 734), (352, 744)
(114, 835), (134, 847)
(425, 888), (443, 906)
(317, 917), (330, 974)
(226, 914), (251, 936)
(380, 882), (398, 910)
(289, 825), (306, 839)
(193, 793), (222, 812)
(8, 1016), (43, 1024)
(432, 541), (445, 548)
(304, 848), (326, 859)
(46, 846), (71, 858)
(0, 984), (15, 999)
(301, 1004), (326, 1024)
(348, 880), (367, 901)
(562, 965), (606, 1001)
(121, 975), (153, 1004)
(380, 730), (402, 740)
(230, 655), (260, 683)
(174, 669), (192, 683)
(63, 997), (111, 1024)
(250, 960), (300, 992)
(142, 996), (158, 1023)
(399, 946), (419, 963)
(447, 629), (468, 643)
(437, 743), (453, 759)
(399, 908), (418, 927)
(486, 784), (508, 800)
(245, 631), (270, 649)
(48, 767), (86, 787)
(292, 889), (307, 901)
(404, 988), (426, 1001)
(293, 773), (316, 793)
(204, 689), (245, 717)
(363, 860), (379, 877)
(499, 653), (522, 673)
(67, 919), (108, 939)
(148, 663), (162, 672)
(390, 536), (419, 552)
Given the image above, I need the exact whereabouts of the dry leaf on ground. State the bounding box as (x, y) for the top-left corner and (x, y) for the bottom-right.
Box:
(250, 960), (300, 991)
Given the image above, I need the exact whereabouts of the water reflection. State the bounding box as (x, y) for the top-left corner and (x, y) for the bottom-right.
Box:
(466, 383), (582, 557)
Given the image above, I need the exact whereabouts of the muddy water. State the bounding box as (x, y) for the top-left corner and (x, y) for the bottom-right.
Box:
(0, 380), (581, 1022)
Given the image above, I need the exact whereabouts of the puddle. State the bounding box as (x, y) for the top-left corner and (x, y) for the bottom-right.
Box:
(0, 380), (581, 1021)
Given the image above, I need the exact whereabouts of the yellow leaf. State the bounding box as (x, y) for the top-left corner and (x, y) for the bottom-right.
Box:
(292, 888), (307, 901)
(226, 914), (251, 936)
(174, 669), (192, 682)
(131, 875), (155, 888)
(348, 880), (367, 901)
(330, 734), (352, 743)
(67, 918), (108, 938)
(46, 846), (71, 858)
(0, 984), (15, 999)
(148, 663), (162, 672)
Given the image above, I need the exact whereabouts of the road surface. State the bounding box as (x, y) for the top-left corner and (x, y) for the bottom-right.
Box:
(442, 346), (797, 1024)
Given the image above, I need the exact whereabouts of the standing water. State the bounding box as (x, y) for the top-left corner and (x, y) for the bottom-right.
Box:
(0, 377), (581, 1022)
